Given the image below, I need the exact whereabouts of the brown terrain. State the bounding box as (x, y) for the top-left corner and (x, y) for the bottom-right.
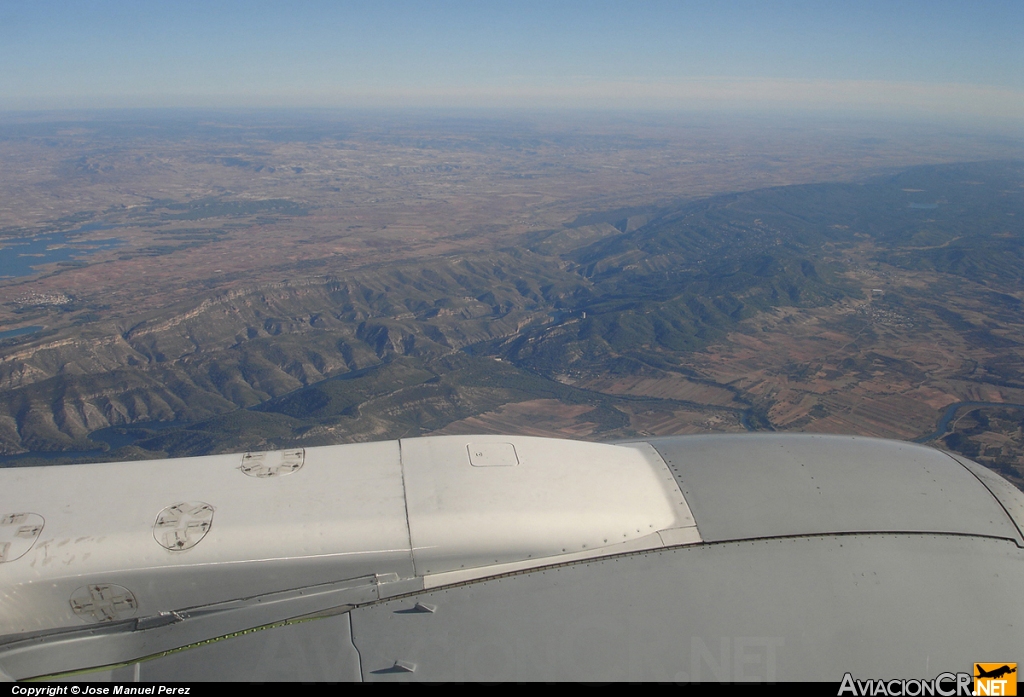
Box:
(0, 111), (1022, 488)
(0, 113), (1017, 324)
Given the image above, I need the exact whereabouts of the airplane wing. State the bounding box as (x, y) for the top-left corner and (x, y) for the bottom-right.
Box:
(1, 433), (1021, 682)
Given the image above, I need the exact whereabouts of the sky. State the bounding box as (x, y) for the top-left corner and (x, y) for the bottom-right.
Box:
(1, 0), (1022, 123)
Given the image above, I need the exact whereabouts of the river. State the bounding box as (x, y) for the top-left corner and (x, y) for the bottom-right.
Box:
(914, 401), (1024, 443)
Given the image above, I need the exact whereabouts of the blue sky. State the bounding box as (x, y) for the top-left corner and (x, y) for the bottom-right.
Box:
(1, 1), (1022, 121)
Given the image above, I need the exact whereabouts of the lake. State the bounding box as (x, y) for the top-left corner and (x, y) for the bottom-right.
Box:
(0, 223), (123, 278)
(0, 325), (43, 340)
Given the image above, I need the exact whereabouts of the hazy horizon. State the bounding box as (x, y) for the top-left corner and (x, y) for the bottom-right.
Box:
(2, 1), (1022, 127)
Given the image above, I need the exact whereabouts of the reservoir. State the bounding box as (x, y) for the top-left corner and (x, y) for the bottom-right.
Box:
(0, 420), (193, 467)
(0, 325), (43, 340)
(0, 223), (123, 278)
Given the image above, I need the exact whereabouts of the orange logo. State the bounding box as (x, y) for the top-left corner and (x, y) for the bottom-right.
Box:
(975, 664), (1017, 696)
